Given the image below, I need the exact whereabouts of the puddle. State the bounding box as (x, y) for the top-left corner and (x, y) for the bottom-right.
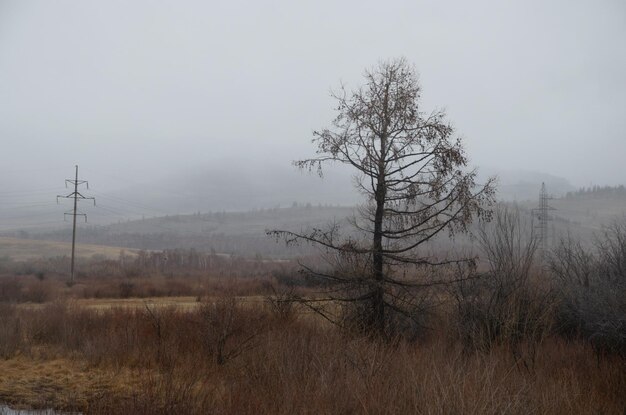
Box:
(0, 405), (80, 415)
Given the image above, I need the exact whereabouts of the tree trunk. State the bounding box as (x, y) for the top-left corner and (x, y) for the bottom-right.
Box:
(373, 181), (385, 335)
(372, 134), (387, 336)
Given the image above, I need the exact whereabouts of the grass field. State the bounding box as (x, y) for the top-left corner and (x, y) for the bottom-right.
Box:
(0, 297), (624, 414)
(0, 237), (139, 262)
(16, 295), (267, 311)
(1, 205), (625, 413)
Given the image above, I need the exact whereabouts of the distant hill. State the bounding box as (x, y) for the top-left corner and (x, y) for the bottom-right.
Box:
(4, 161), (625, 259)
(117, 165), (577, 211)
(5, 189), (626, 260)
(565, 185), (626, 200)
(478, 168), (576, 201)
(1, 161), (579, 233)
(13, 206), (357, 259)
(112, 160), (359, 214)
(514, 185), (626, 245)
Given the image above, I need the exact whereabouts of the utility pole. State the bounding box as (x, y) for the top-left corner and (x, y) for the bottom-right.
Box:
(532, 182), (555, 261)
(57, 165), (95, 284)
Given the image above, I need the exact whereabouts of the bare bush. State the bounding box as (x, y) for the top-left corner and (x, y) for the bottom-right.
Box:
(21, 280), (58, 303)
(451, 207), (555, 366)
(265, 285), (299, 322)
(335, 280), (434, 342)
(550, 218), (626, 359)
(0, 303), (22, 358)
(0, 277), (22, 302)
(198, 297), (262, 365)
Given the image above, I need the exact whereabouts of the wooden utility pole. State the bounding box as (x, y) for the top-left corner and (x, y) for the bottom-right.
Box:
(57, 165), (95, 284)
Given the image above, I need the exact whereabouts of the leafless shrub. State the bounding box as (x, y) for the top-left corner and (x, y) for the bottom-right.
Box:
(0, 277), (22, 302)
(549, 218), (626, 359)
(198, 297), (262, 365)
(25, 301), (97, 353)
(337, 282), (434, 342)
(451, 207), (555, 367)
(142, 303), (177, 366)
(21, 279), (58, 303)
(265, 285), (299, 322)
(0, 303), (22, 358)
(87, 365), (214, 415)
(118, 281), (135, 298)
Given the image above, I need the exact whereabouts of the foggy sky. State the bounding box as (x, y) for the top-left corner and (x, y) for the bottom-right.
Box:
(1, 0), (625, 199)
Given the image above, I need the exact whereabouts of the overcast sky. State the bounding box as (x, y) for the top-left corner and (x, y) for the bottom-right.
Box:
(1, 0), (624, 196)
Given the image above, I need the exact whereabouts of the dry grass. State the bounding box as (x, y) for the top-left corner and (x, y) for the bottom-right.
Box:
(0, 357), (144, 411)
(0, 299), (624, 414)
(0, 272), (290, 304)
(0, 237), (138, 262)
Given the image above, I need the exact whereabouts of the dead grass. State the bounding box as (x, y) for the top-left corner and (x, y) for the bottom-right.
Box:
(0, 357), (144, 411)
(0, 237), (138, 262)
(0, 298), (624, 414)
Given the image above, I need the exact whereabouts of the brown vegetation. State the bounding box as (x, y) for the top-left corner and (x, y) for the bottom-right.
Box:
(0, 298), (624, 414)
(0, 252), (303, 303)
(0, 213), (625, 413)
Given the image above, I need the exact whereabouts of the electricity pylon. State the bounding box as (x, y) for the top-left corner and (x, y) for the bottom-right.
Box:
(532, 182), (555, 261)
(57, 165), (95, 284)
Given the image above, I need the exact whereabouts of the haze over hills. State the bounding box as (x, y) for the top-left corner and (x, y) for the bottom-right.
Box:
(3, 185), (625, 259)
(1, 162), (581, 234)
(1, 158), (622, 258)
(9, 206), (357, 259)
(479, 168), (576, 201)
(120, 164), (578, 212)
(112, 160), (358, 214)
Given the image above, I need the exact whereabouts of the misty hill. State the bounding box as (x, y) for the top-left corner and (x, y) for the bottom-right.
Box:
(511, 185), (626, 247)
(18, 205), (356, 259)
(1, 160), (579, 234)
(479, 168), (576, 201)
(549, 186), (626, 231)
(13, 185), (626, 259)
(105, 205), (355, 236)
(112, 160), (358, 214)
(565, 185), (626, 200)
(116, 164), (576, 212)
(3, 159), (624, 259)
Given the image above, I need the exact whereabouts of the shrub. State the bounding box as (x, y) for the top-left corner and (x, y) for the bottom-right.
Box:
(0, 277), (23, 302)
(197, 297), (264, 365)
(0, 303), (22, 358)
(265, 285), (299, 322)
(451, 207), (555, 367)
(550, 219), (626, 359)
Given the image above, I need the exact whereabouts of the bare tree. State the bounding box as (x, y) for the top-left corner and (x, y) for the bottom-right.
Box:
(271, 58), (495, 337)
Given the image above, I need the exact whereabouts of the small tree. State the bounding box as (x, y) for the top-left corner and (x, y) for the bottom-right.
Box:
(272, 58), (495, 337)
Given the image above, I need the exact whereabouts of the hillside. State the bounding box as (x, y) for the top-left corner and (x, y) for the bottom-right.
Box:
(10, 206), (356, 259)
(0, 166), (579, 234)
(514, 187), (626, 246)
(4, 187), (626, 260)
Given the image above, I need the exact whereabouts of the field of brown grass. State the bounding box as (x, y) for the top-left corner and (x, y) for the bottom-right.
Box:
(0, 298), (624, 414)
(0, 237), (139, 262)
(1, 219), (625, 414)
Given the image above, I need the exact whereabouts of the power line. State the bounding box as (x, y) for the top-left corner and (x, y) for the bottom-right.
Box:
(89, 190), (168, 214)
(56, 165), (95, 284)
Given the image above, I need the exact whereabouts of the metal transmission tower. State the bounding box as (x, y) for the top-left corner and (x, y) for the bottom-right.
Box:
(57, 165), (95, 284)
(532, 182), (555, 260)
